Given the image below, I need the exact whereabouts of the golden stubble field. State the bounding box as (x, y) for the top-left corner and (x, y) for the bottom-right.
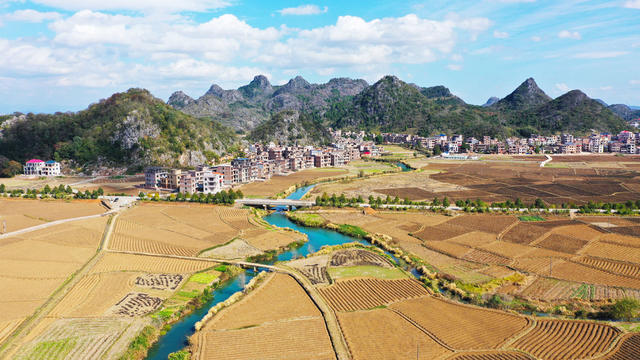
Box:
(108, 203), (303, 258)
(191, 273), (336, 360)
(0, 216), (108, 345)
(0, 198), (105, 233)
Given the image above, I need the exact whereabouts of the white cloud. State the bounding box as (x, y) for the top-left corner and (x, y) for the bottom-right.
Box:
(278, 4), (328, 16)
(28, 0), (231, 13)
(447, 64), (462, 71)
(530, 36), (541, 42)
(3, 9), (61, 23)
(630, 80), (640, 85)
(573, 51), (629, 59)
(600, 86), (613, 91)
(451, 53), (463, 62)
(493, 30), (509, 38)
(624, 0), (640, 9)
(555, 83), (570, 92)
(558, 30), (581, 40)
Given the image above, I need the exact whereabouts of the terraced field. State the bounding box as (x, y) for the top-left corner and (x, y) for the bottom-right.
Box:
(318, 278), (428, 312)
(446, 351), (534, 360)
(89, 253), (213, 274)
(602, 334), (640, 360)
(390, 297), (530, 350)
(193, 273), (335, 360)
(512, 319), (620, 360)
(330, 249), (392, 268)
(337, 308), (453, 360)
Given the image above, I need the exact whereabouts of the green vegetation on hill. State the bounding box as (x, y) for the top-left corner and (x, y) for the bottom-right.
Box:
(247, 110), (330, 145)
(0, 89), (237, 170)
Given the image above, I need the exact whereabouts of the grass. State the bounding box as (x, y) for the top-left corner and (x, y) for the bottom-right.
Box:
(26, 338), (76, 359)
(337, 224), (368, 238)
(544, 163), (570, 168)
(519, 215), (546, 222)
(287, 212), (326, 227)
(328, 265), (407, 280)
(189, 272), (219, 284)
(456, 273), (526, 295)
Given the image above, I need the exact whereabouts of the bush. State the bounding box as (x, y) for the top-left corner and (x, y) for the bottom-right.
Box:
(605, 298), (640, 321)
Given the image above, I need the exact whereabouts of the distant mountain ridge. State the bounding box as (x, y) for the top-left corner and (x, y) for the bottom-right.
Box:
(169, 75), (627, 138)
(169, 75), (368, 131)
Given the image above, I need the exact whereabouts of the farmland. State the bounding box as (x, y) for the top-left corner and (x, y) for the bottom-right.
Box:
(238, 167), (349, 198)
(0, 198), (105, 233)
(312, 209), (640, 304)
(192, 273), (336, 359)
(318, 278), (428, 312)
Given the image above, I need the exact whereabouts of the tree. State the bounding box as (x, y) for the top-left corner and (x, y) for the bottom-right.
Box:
(1, 160), (22, 178)
(97, 187), (104, 196)
(607, 298), (640, 321)
(0, 184), (5, 193)
(433, 144), (442, 156)
(138, 192), (146, 199)
(432, 197), (440, 206)
(43, 184), (52, 194)
(442, 197), (450, 207)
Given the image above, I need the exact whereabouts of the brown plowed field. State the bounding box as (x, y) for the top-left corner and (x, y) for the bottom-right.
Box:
(535, 234), (588, 254)
(413, 223), (470, 241)
(502, 223), (550, 245)
(513, 319), (620, 360)
(446, 351), (534, 360)
(0, 319), (23, 344)
(513, 257), (564, 275)
(550, 262), (640, 289)
(445, 215), (517, 234)
(337, 308), (453, 360)
(601, 334), (640, 360)
(318, 278), (428, 312)
(390, 297), (529, 350)
(374, 187), (436, 200)
(576, 257), (640, 278)
(192, 318), (336, 360)
(205, 273), (320, 331)
(89, 253), (213, 274)
(424, 240), (472, 258)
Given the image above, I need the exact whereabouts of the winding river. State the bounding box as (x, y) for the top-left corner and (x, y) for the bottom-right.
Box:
(147, 163), (416, 358)
(145, 185), (368, 359)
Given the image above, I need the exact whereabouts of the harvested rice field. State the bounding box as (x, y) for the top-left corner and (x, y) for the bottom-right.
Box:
(390, 297), (530, 350)
(89, 253), (214, 274)
(0, 198), (105, 233)
(447, 351), (535, 360)
(512, 319), (620, 360)
(602, 334), (640, 360)
(318, 278), (428, 312)
(193, 273), (335, 360)
(0, 217), (108, 324)
(203, 273), (320, 331)
(337, 308), (453, 360)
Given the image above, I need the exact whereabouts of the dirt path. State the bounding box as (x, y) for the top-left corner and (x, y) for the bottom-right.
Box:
(0, 212), (110, 239)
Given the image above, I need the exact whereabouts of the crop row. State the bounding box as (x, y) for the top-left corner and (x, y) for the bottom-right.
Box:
(319, 278), (427, 312)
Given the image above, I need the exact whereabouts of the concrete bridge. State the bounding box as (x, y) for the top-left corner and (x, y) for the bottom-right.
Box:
(235, 198), (315, 210)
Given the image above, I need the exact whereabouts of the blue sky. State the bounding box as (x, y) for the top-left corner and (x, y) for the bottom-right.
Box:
(0, 0), (638, 113)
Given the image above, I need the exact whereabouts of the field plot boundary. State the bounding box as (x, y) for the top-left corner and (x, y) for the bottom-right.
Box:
(387, 308), (456, 351)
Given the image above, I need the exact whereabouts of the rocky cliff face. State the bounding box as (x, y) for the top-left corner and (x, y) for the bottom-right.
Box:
(493, 78), (552, 111)
(168, 75), (368, 131)
(247, 110), (330, 146)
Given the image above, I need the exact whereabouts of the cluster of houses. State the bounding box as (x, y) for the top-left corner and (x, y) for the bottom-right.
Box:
(381, 131), (640, 155)
(144, 139), (382, 194)
(23, 159), (61, 176)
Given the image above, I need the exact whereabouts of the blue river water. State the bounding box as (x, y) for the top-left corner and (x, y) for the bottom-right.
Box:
(145, 185), (372, 359)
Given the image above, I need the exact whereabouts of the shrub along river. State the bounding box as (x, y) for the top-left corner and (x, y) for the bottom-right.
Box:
(145, 185), (373, 359)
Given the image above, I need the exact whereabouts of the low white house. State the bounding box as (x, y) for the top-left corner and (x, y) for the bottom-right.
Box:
(24, 159), (61, 176)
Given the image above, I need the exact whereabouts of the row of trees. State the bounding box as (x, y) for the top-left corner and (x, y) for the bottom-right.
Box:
(140, 189), (244, 205)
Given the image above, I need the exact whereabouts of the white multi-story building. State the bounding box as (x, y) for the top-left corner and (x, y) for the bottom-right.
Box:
(24, 159), (61, 176)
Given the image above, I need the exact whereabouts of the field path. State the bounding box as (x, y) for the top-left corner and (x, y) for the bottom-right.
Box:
(0, 212), (111, 239)
(0, 214), (117, 359)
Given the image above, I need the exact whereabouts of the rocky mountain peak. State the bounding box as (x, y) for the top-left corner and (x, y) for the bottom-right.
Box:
(167, 91), (194, 108)
(205, 84), (225, 97)
(239, 75), (273, 98)
(483, 97), (500, 107)
(494, 77), (552, 111)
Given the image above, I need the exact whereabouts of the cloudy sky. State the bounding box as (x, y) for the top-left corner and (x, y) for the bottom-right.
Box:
(0, 0), (638, 113)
